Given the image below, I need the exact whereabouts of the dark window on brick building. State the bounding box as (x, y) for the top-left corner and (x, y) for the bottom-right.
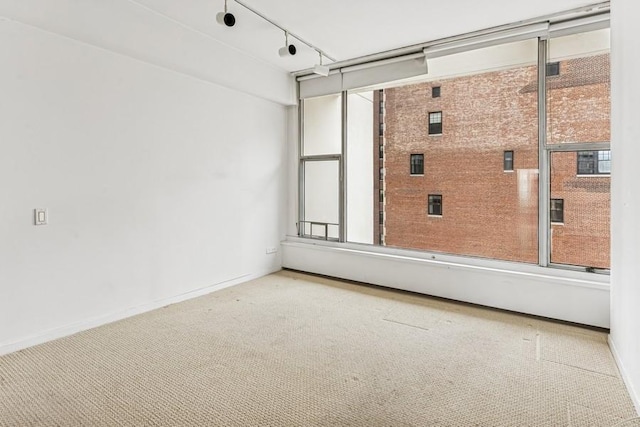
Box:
(577, 150), (611, 175)
(432, 86), (441, 98)
(550, 199), (564, 223)
(429, 112), (442, 135)
(410, 154), (424, 175)
(379, 122), (384, 136)
(428, 195), (442, 216)
(379, 168), (384, 181)
(379, 189), (384, 203)
(379, 211), (384, 224)
(379, 144), (383, 159)
(504, 150), (514, 171)
(546, 62), (560, 76)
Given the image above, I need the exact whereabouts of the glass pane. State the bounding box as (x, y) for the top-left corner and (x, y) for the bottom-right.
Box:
(346, 38), (539, 262)
(346, 91), (375, 244)
(303, 160), (339, 240)
(547, 29), (610, 145)
(550, 151), (610, 269)
(303, 94), (342, 156)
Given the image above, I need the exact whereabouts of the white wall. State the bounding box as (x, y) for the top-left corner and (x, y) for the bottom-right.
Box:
(610, 0), (640, 414)
(0, 0), (295, 105)
(0, 18), (288, 353)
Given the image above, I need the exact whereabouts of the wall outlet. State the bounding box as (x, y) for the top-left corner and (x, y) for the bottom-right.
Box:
(34, 208), (48, 226)
(266, 247), (278, 254)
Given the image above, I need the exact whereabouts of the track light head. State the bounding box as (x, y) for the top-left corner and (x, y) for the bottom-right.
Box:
(216, 11), (236, 27)
(313, 64), (330, 77)
(278, 44), (297, 57)
(216, 0), (235, 27)
(313, 51), (330, 76)
(278, 32), (296, 57)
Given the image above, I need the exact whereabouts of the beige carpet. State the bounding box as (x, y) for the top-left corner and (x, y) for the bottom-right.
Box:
(0, 270), (637, 426)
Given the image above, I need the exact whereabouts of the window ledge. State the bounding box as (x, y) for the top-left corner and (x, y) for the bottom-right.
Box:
(504, 170), (515, 173)
(576, 174), (611, 178)
(410, 174), (424, 177)
(428, 133), (443, 137)
(282, 236), (610, 288)
(428, 214), (443, 218)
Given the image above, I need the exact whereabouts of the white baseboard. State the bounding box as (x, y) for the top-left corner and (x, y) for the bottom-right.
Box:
(609, 336), (640, 415)
(0, 268), (279, 357)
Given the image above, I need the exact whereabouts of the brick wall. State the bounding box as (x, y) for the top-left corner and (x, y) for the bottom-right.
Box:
(380, 54), (610, 268)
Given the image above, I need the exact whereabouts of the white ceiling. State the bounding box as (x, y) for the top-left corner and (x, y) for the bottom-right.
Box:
(130, 0), (601, 72)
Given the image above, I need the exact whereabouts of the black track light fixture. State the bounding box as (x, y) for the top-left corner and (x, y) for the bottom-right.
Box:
(278, 32), (297, 57)
(216, 0), (236, 27)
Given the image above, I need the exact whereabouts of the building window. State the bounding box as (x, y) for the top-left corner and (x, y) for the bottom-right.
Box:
(504, 150), (514, 171)
(550, 199), (564, 223)
(577, 150), (611, 175)
(379, 189), (384, 203)
(379, 211), (384, 224)
(410, 154), (424, 175)
(379, 144), (383, 159)
(379, 122), (384, 136)
(428, 195), (443, 216)
(428, 112), (442, 135)
(432, 86), (441, 98)
(379, 168), (384, 181)
(546, 61), (560, 76)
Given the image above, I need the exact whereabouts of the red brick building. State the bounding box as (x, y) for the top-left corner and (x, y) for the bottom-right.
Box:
(376, 54), (610, 269)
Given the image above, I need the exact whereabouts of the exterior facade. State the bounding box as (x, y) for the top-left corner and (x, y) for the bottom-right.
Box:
(376, 54), (610, 269)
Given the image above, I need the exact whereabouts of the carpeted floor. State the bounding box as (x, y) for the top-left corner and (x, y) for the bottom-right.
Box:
(0, 270), (637, 426)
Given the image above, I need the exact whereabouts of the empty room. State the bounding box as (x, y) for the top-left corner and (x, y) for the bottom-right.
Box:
(1, 0), (639, 425)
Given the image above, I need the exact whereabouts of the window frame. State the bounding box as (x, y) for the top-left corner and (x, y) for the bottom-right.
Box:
(428, 111), (443, 135)
(577, 150), (611, 175)
(546, 61), (560, 76)
(428, 194), (443, 216)
(297, 20), (611, 275)
(550, 199), (564, 224)
(410, 154), (425, 175)
(432, 86), (441, 98)
(504, 150), (514, 171)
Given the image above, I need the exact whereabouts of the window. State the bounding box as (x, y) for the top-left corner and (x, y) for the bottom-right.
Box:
(432, 86), (441, 98)
(379, 101), (384, 114)
(379, 189), (384, 203)
(428, 195), (442, 216)
(410, 154), (424, 175)
(428, 112), (442, 135)
(379, 211), (384, 224)
(379, 168), (384, 181)
(504, 150), (514, 171)
(550, 199), (564, 223)
(379, 144), (383, 159)
(379, 122), (384, 136)
(546, 61), (560, 76)
(577, 150), (611, 175)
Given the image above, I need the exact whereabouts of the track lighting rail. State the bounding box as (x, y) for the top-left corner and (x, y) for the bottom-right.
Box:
(232, 0), (336, 62)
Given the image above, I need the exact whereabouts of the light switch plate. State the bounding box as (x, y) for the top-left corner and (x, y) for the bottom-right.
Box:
(34, 208), (48, 225)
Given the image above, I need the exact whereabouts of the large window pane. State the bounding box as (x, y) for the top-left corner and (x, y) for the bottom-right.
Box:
(302, 160), (339, 240)
(546, 29), (610, 145)
(550, 151), (610, 269)
(303, 94), (342, 156)
(346, 91), (375, 244)
(358, 39), (539, 263)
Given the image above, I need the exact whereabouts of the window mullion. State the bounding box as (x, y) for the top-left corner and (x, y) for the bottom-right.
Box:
(538, 37), (550, 267)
